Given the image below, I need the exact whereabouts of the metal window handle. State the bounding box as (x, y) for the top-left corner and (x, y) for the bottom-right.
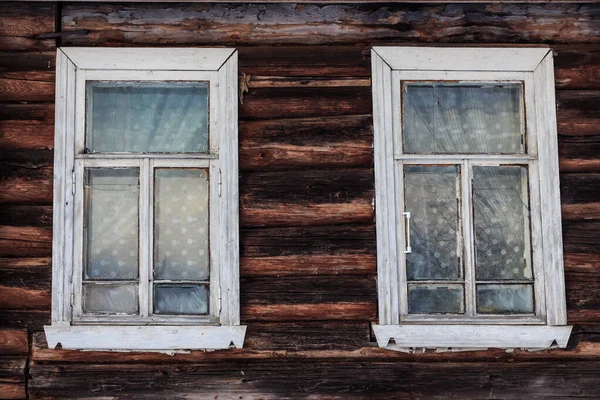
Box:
(403, 211), (412, 254)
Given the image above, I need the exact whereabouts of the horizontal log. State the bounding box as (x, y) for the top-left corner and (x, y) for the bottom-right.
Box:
(0, 121), (54, 151)
(0, 52), (55, 73)
(563, 221), (600, 255)
(0, 310), (49, 331)
(559, 134), (600, 172)
(27, 360), (600, 399)
(240, 115), (372, 170)
(240, 87), (371, 120)
(239, 46), (371, 77)
(0, 331), (28, 356)
(560, 173), (600, 219)
(241, 225), (376, 257)
(242, 202), (373, 227)
(557, 90), (600, 137)
(564, 253), (600, 274)
(0, 3), (55, 51)
(241, 302), (376, 321)
(0, 226), (52, 258)
(241, 255), (376, 277)
(0, 205), (52, 228)
(0, 358), (25, 382)
(0, 103), (54, 122)
(0, 383), (25, 400)
(0, 286), (49, 310)
(553, 44), (600, 90)
(0, 172), (53, 206)
(62, 4), (600, 46)
(562, 203), (600, 221)
(0, 77), (55, 102)
(241, 276), (376, 305)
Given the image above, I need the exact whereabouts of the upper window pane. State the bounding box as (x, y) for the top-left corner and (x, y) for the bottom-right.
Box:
(86, 82), (209, 153)
(402, 82), (524, 154)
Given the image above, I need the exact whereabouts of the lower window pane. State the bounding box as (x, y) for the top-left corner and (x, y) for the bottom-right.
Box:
(83, 283), (138, 314)
(408, 284), (464, 314)
(153, 284), (209, 315)
(476, 284), (534, 314)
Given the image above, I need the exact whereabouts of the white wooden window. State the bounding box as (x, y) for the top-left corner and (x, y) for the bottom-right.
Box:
(44, 48), (245, 352)
(371, 47), (572, 351)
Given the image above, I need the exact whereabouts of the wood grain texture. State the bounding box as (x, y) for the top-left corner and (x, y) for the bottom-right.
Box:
(61, 4), (600, 46)
(0, 331), (28, 356)
(27, 360), (600, 399)
(0, 3), (55, 51)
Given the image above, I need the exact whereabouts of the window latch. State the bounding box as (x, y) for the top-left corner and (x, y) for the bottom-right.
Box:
(403, 211), (412, 254)
(218, 168), (222, 197)
(71, 169), (76, 196)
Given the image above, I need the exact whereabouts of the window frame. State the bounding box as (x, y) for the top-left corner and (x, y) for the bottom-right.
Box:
(371, 47), (572, 350)
(45, 47), (245, 352)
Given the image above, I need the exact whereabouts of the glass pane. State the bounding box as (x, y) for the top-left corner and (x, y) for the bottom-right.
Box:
(403, 83), (524, 154)
(477, 284), (534, 314)
(83, 283), (138, 314)
(154, 169), (209, 281)
(85, 168), (139, 280)
(87, 82), (209, 153)
(404, 166), (461, 280)
(408, 284), (464, 314)
(153, 284), (209, 315)
(473, 166), (532, 280)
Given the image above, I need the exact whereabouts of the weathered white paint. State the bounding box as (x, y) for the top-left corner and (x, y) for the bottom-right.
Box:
(372, 324), (573, 350)
(61, 48), (235, 71)
(371, 46), (570, 350)
(373, 47), (551, 72)
(45, 325), (247, 351)
(46, 47), (244, 351)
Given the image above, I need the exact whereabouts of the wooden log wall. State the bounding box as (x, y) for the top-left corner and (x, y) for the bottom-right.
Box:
(0, 2), (599, 398)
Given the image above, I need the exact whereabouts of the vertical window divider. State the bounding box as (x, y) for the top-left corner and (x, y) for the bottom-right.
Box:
(461, 159), (476, 316)
(139, 158), (151, 317)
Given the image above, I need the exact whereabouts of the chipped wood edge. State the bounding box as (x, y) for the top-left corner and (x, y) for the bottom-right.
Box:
(372, 324), (573, 350)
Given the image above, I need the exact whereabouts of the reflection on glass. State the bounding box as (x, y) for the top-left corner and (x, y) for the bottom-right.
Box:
(477, 284), (534, 314)
(85, 168), (139, 280)
(154, 169), (209, 281)
(87, 82), (209, 153)
(154, 284), (209, 315)
(473, 166), (531, 280)
(408, 284), (464, 314)
(403, 83), (524, 154)
(83, 283), (138, 314)
(404, 166), (461, 280)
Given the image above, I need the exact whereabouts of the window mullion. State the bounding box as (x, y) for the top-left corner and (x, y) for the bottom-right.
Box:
(461, 160), (476, 317)
(139, 158), (152, 317)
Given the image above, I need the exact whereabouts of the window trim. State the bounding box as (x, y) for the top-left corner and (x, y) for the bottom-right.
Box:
(45, 47), (245, 352)
(371, 46), (572, 350)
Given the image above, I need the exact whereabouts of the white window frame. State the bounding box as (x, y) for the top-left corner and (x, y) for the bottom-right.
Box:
(371, 47), (572, 351)
(44, 48), (245, 352)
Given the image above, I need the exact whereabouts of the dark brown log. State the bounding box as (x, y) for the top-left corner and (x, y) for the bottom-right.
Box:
(564, 253), (600, 274)
(240, 87), (371, 120)
(0, 77), (54, 102)
(0, 286), (49, 310)
(241, 225), (376, 257)
(554, 44), (600, 90)
(241, 276), (376, 306)
(0, 164), (53, 205)
(0, 103), (54, 122)
(0, 121), (54, 151)
(242, 302), (376, 321)
(0, 52), (55, 73)
(0, 358), (25, 383)
(27, 360), (600, 399)
(560, 173), (600, 220)
(0, 226), (52, 258)
(241, 255), (376, 277)
(563, 221), (600, 255)
(559, 134), (600, 173)
(0, 331), (28, 356)
(61, 4), (600, 46)
(0, 383), (25, 399)
(557, 90), (600, 137)
(0, 206), (52, 228)
(239, 46), (371, 77)
(239, 115), (373, 171)
(0, 310), (49, 331)
(0, 3), (55, 51)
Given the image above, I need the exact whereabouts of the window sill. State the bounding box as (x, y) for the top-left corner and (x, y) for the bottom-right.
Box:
(44, 324), (247, 352)
(372, 324), (572, 352)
